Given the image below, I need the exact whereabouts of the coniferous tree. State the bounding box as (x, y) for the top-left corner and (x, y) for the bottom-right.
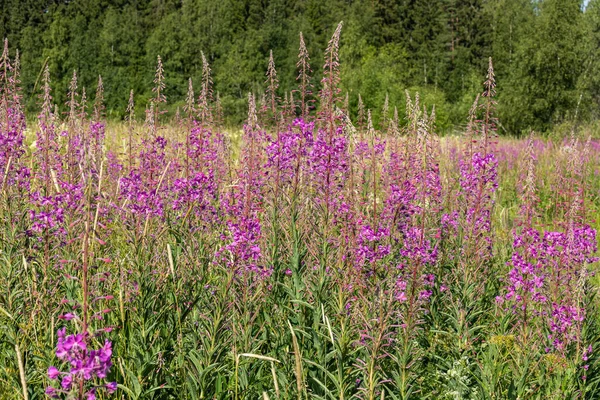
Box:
(0, 0), (596, 132)
(506, 0), (587, 132)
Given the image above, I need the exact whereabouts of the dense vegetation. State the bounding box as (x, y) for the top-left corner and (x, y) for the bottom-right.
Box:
(1, 20), (600, 399)
(1, 0), (600, 133)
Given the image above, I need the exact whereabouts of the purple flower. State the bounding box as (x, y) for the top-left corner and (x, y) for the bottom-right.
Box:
(48, 366), (60, 380)
(61, 374), (73, 390)
(49, 328), (115, 398)
(63, 333), (86, 355)
(498, 220), (597, 353)
(172, 171), (218, 225)
(0, 106), (29, 190)
(354, 224), (390, 270)
(85, 388), (96, 400)
(419, 290), (433, 300)
(583, 345), (593, 362)
(45, 386), (59, 398)
(395, 291), (407, 303)
(106, 382), (117, 393)
(59, 313), (76, 321)
(447, 148), (498, 270)
(265, 120), (312, 185)
(306, 125), (348, 211)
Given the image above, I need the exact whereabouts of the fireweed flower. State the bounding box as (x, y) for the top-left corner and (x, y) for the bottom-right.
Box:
(265, 119), (314, 186)
(381, 116), (442, 304)
(381, 181), (417, 238)
(187, 126), (220, 167)
(442, 148), (499, 275)
(34, 118), (63, 185)
(459, 152), (498, 221)
(172, 171), (218, 224)
(394, 272), (436, 305)
(306, 125), (348, 217)
(119, 172), (164, 218)
(173, 125), (222, 227)
(394, 227), (438, 306)
(354, 223), (391, 272)
(543, 225), (598, 352)
(63, 128), (84, 183)
(399, 227), (438, 266)
(496, 136), (548, 340)
(217, 121), (268, 278)
(28, 176), (84, 242)
(139, 135), (170, 182)
(498, 222), (598, 353)
(106, 151), (123, 187)
(221, 217), (266, 274)
(119, 136), (175, 223)
(548, 303), (584, 352)
(46, 328), (116, 398)
(88, 121), (105, 172)
(496, 227), (546, 318)
(28, 89), (85, 242)
(0, 106), (30, 190)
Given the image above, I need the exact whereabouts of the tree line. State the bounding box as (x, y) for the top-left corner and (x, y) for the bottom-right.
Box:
(1, 0), (599, 134)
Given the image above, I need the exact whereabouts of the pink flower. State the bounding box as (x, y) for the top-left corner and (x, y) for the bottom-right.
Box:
(106, 382), (117, 393)
(61, 374), (73, 390)
(59, 313), (76, 321)
(45, 386), (59, 398)
(47, 366), (60, 380)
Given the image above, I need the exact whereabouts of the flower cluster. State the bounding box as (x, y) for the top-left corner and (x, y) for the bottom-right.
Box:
(265, 119), (314, 186)
(28, 180), (83, 240)
(354, 224), (390, 271)
(399, 227), (438, 266)
(0, 106), (29, 189)
(28, 195), (66, 236)
(460, 152), (499, 196)
(217, 122), (267, 278)
(186, 126), (220, 172)
(172, 171), (218, 223)
(46, 328), (116, 399)
(119, 171), (165, 218)
(548, 303), (585, 352)
(394, 271), (436, 304)
(307, 125), (348, 209)
(445, 149), (498, 269)
(498, 223), (598, 352)
(496, 227), (546, 307)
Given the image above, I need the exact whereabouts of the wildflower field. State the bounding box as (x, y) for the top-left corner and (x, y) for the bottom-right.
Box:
(1, 23), (600, 400)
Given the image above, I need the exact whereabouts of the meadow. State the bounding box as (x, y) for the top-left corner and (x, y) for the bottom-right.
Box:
(1, 24), (600, 400)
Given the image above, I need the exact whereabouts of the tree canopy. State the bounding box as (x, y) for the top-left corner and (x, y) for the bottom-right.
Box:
(1, 0), (598, 133)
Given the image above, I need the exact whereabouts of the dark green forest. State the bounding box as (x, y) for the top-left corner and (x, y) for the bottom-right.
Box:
(1, 0), (600, 133)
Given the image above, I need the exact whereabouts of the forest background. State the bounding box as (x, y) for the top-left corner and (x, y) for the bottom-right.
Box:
(1, 0), (599, 134)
